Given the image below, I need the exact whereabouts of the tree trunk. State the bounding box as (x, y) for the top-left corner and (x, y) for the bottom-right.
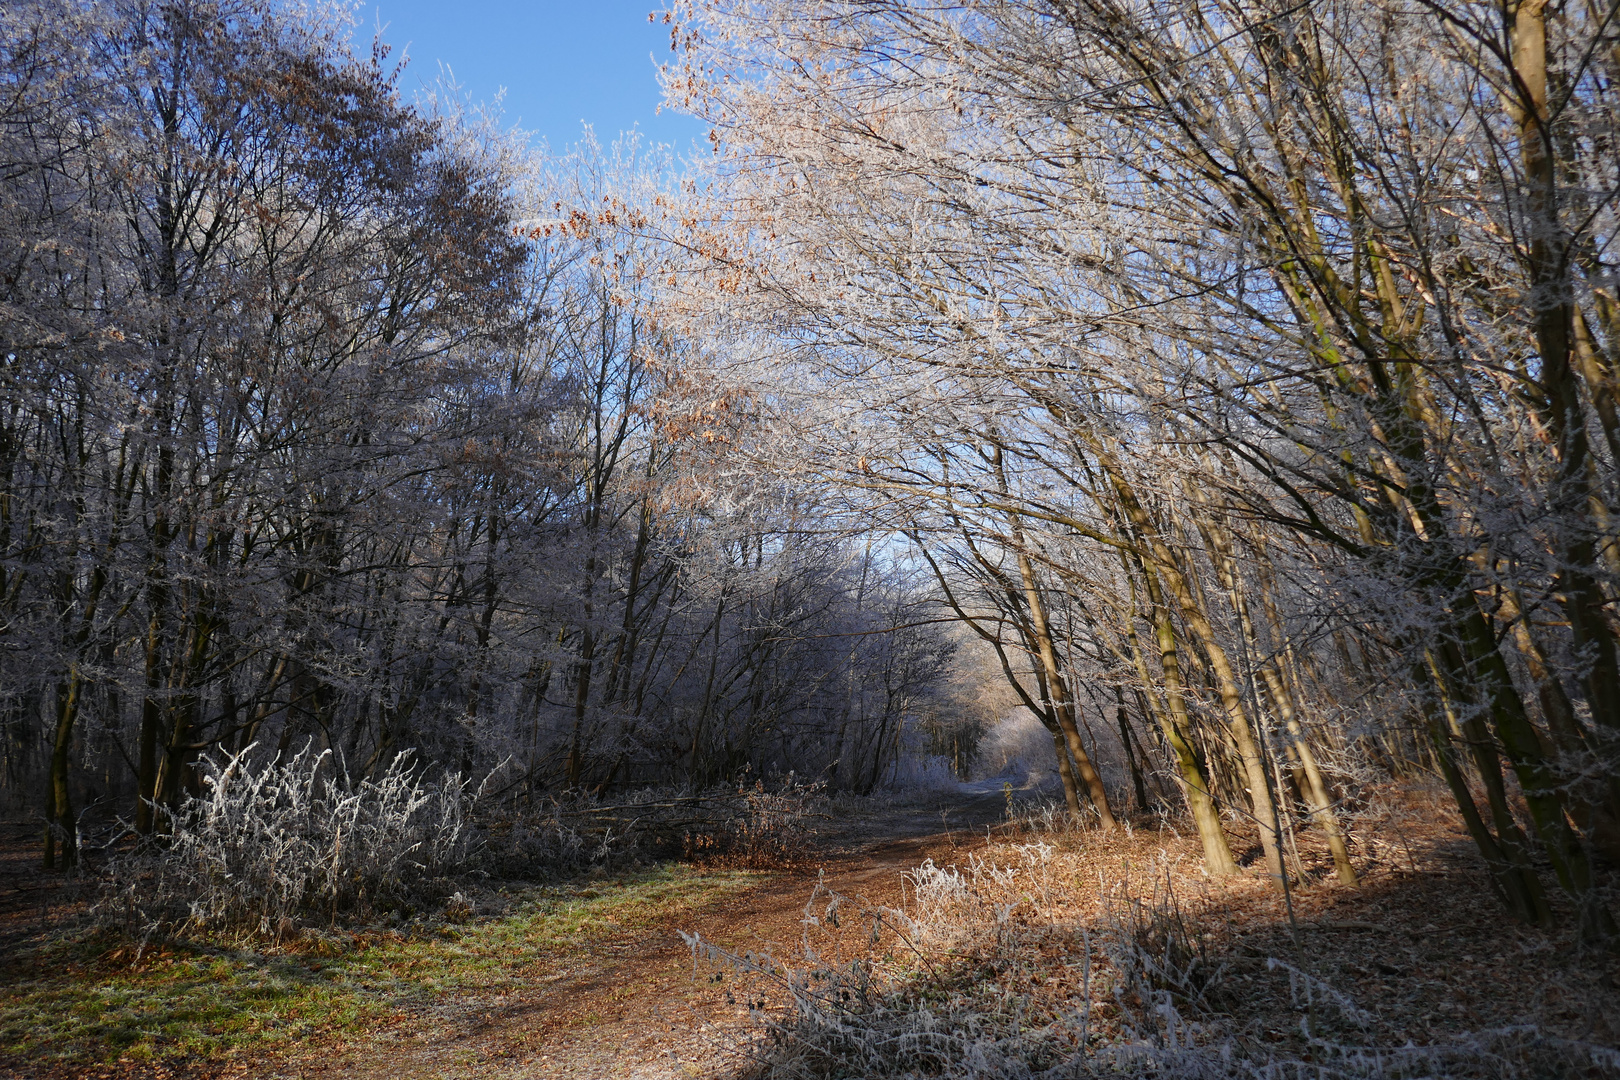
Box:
(1257, 664), (1355, 884)
(1015, 548), (1115, 828)
(1131, 549), (1237, 878)
(44, 673), (81, 870)
(1107, 462), (1283, 882)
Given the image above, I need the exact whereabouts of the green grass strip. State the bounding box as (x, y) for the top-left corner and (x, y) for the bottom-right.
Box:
(0, 863), (764, 1065)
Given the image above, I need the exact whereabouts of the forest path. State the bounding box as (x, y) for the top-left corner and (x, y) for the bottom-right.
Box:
(271, 787), (1010, 1080)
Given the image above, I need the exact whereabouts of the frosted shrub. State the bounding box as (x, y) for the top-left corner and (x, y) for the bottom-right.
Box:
(101, 743), (480, 938)
(695, 842), (1620, 1080)
(1004, 793), (1090, 835)
(904, 858), (975, 927)
(728, 776), (827, 866)
(481, 809), (599, 874)
(1097, 872), (1226, 1020)
(477, 775), (828, 873)
(903, 854), (1026, 946)
(679, 776), (827, 867)
(679, 850), (1093, 1079)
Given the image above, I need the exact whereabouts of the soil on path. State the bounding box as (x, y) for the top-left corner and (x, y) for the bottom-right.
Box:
(266, 788), (1010, 1080)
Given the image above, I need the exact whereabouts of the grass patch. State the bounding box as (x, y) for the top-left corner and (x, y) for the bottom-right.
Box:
(0, 863), (765, 1066)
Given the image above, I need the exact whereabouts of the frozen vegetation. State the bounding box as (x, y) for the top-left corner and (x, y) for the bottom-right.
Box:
(2, 0), (1619, 1075)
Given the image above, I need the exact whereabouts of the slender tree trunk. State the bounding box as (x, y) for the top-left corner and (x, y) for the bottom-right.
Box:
(1015, 549), (1115, 828)
(1107, 462), (1282, 881)
(688, 595), (726, 786)
(1508, 1), (1620, 745)
(566, 628), (594, 789)
(1500, 588), (1620, 860)
(135, 619), (163, 835)
(1115, 687), (1151, 813)
(1414, 656), (1550, 923)
(1027, 661), (1083, 819)
(44, 672), (82, 870)
(991, 441), (1115, 827)
(1445, 606), (1616, 939)
(1127, 544), (1237, 877)
(1256, 664), (1356, 883)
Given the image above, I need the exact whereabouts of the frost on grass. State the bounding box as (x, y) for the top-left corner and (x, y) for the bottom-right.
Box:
(98, 743), (480, 940)
(92, 745), (829, 944)
(688, 826), (1618, 1080)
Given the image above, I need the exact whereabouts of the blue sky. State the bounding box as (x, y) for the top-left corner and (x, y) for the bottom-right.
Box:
(362, 1), (708, 156)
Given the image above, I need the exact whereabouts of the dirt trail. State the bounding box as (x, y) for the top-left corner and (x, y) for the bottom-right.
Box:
(272, 789), (1008, 1080)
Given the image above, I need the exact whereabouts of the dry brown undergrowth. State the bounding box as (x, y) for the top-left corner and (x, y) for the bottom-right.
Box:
(687, 780), (1620, 1078)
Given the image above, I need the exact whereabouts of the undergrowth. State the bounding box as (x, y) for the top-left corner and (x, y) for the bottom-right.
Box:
(1, 746), (821, 1067)
(93, 746), (827, 944)
(685, 814), (1620, 1080)
(98, 744), (481, 941)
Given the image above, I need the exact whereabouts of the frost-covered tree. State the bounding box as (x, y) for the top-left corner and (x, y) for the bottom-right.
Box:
(662, 0), (1620, 934)
(0, 2), (961, 866)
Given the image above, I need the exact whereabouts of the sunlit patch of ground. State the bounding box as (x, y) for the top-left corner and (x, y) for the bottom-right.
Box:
(0, 864), (764, 1072)
(700, 780), (1620, 1078)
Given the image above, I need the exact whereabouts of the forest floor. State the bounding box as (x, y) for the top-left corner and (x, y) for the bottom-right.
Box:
(2, 781), (1618, 1079)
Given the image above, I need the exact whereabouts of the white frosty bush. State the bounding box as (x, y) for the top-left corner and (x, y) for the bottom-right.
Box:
(101, 743), (480, 938)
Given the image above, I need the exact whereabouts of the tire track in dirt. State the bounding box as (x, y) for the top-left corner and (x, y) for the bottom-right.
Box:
(271, 791), (1007, 1080)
